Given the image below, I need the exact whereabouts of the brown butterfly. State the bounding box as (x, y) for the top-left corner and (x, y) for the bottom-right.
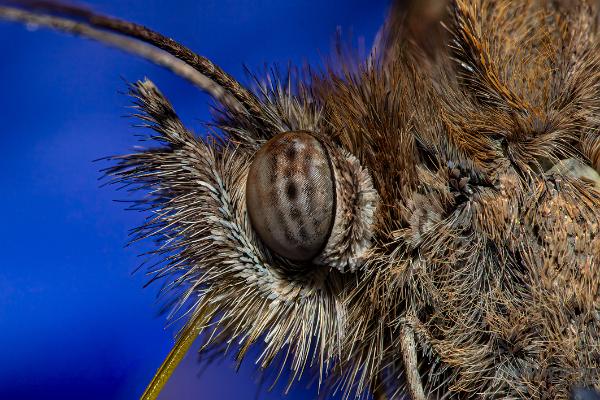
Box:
(2, 1), (600, 399)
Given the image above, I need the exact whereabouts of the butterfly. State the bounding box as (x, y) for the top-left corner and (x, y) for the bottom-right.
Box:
(2, 1), (600, 399)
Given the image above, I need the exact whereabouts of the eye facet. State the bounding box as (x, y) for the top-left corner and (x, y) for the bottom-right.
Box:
(246, 131), (335, 261)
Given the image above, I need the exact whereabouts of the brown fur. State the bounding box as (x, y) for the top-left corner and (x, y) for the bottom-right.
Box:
(2, 0), (600, 399)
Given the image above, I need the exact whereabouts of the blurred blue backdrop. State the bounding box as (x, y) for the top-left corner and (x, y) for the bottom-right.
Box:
(0, 1), (387, 399)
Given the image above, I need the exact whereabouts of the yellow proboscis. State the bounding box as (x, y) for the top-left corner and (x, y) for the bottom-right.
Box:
(140, 307), (211, 400)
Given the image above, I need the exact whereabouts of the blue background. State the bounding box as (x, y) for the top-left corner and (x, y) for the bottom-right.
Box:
(0, 1), (387, 398)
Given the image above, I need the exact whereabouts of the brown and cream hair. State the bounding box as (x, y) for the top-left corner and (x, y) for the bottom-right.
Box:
(2, 1), (600, 399)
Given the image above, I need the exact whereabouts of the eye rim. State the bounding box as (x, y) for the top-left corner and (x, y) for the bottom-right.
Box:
(245, 130), (337, 262)
(313, 141), (379, 272)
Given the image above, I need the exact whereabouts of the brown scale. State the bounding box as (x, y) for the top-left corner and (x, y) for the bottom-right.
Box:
(4, 1), (600, 400)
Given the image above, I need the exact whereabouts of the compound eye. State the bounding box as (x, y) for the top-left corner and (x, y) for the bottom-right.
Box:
(246, 131), (335, 261)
